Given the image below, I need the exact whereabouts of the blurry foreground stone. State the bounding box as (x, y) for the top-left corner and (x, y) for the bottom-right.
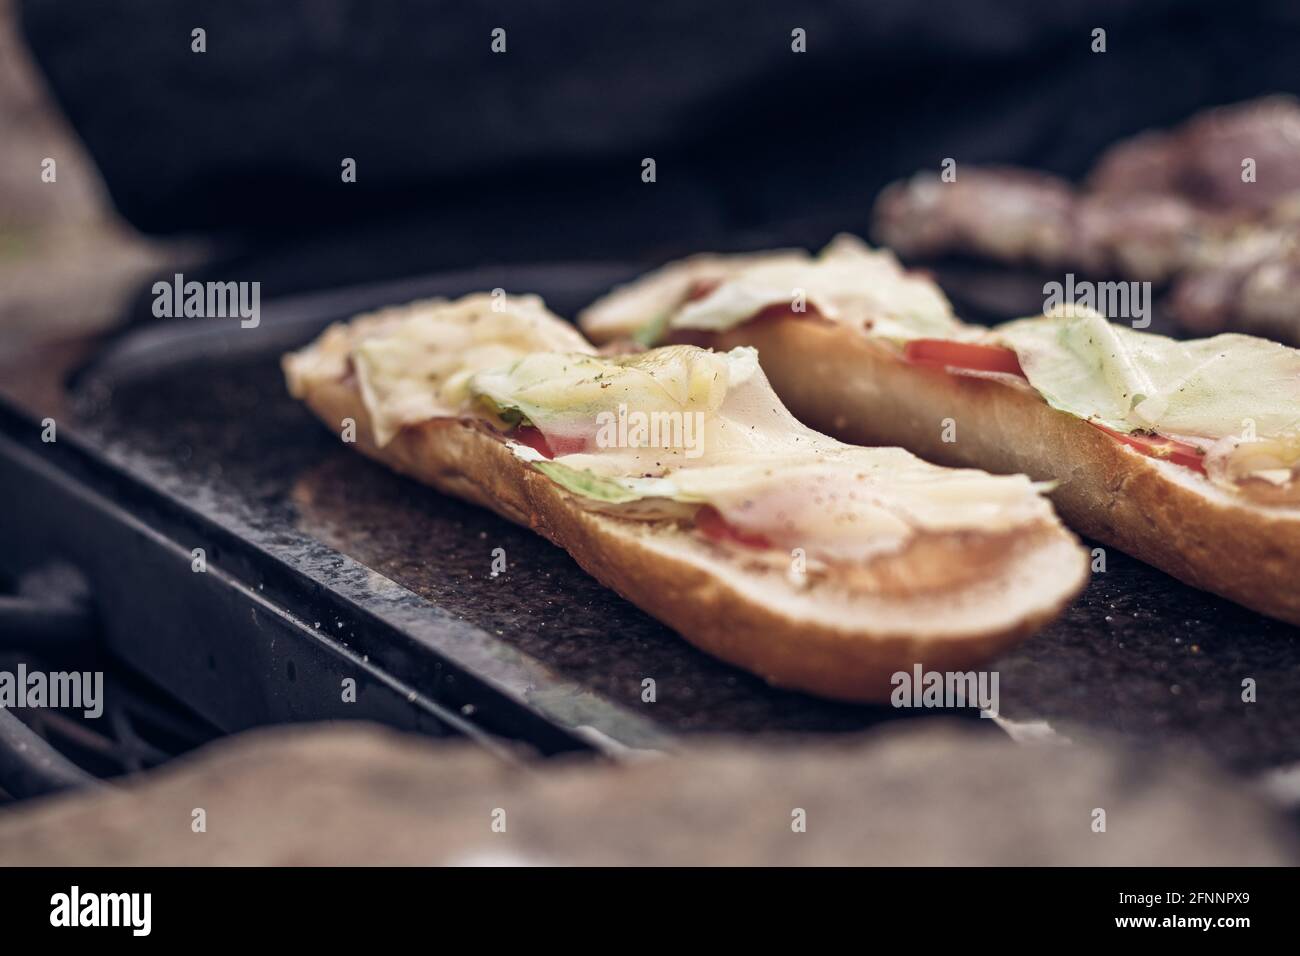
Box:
(0, 721), (1293, 865)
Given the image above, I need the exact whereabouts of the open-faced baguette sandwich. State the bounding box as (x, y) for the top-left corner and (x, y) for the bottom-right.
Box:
(580, 236), (1300, 625)
(284, 293), (1087, 702)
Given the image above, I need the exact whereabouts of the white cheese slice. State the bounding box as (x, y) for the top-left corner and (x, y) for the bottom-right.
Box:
(349, 293), (594, 446)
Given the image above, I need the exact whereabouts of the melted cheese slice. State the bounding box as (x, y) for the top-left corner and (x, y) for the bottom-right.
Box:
(578, 248), (800, 343)
(581, 237), (1300, 495)
(659, 234), (964, 342)
(993, 307), (1300, 446)
(471, 345), (1052, 561)
(310, 294), (1053, 562)
(344, 293), (594, 445)
(630, 453), (1052, 562)
(470, 346), (736, 454)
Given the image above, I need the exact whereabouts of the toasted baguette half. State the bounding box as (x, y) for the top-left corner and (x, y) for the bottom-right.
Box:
(285, 301), (1088, 703)
(584, 301), (1300, 626)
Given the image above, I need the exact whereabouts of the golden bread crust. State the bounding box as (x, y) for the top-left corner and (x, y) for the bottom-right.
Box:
(292, 370), (1088, 702)
(703, 317), (1300, 625)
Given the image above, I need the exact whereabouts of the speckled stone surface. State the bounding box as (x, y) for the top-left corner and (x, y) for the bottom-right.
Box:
(70, 348), (919, 741)
(59, 341), (1300, 773)
(0, 262), (1290, 774)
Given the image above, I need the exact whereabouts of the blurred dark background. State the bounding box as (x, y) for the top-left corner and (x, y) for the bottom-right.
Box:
(16, 0), (1300, 310)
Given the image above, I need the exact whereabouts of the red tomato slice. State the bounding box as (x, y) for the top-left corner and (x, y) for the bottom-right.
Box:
(694, 505), (772, 549)
(1090, 422), (1207, 474)
(547, 434), (588, 456)
(904, 339), (1025, 376)
(511, 426), (587, 459)
(512, 425), (555, 458)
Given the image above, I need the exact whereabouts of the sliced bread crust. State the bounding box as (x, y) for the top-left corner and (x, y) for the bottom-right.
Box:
(696, 316), (1300, 625)
(291, 369), (1088, 702)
